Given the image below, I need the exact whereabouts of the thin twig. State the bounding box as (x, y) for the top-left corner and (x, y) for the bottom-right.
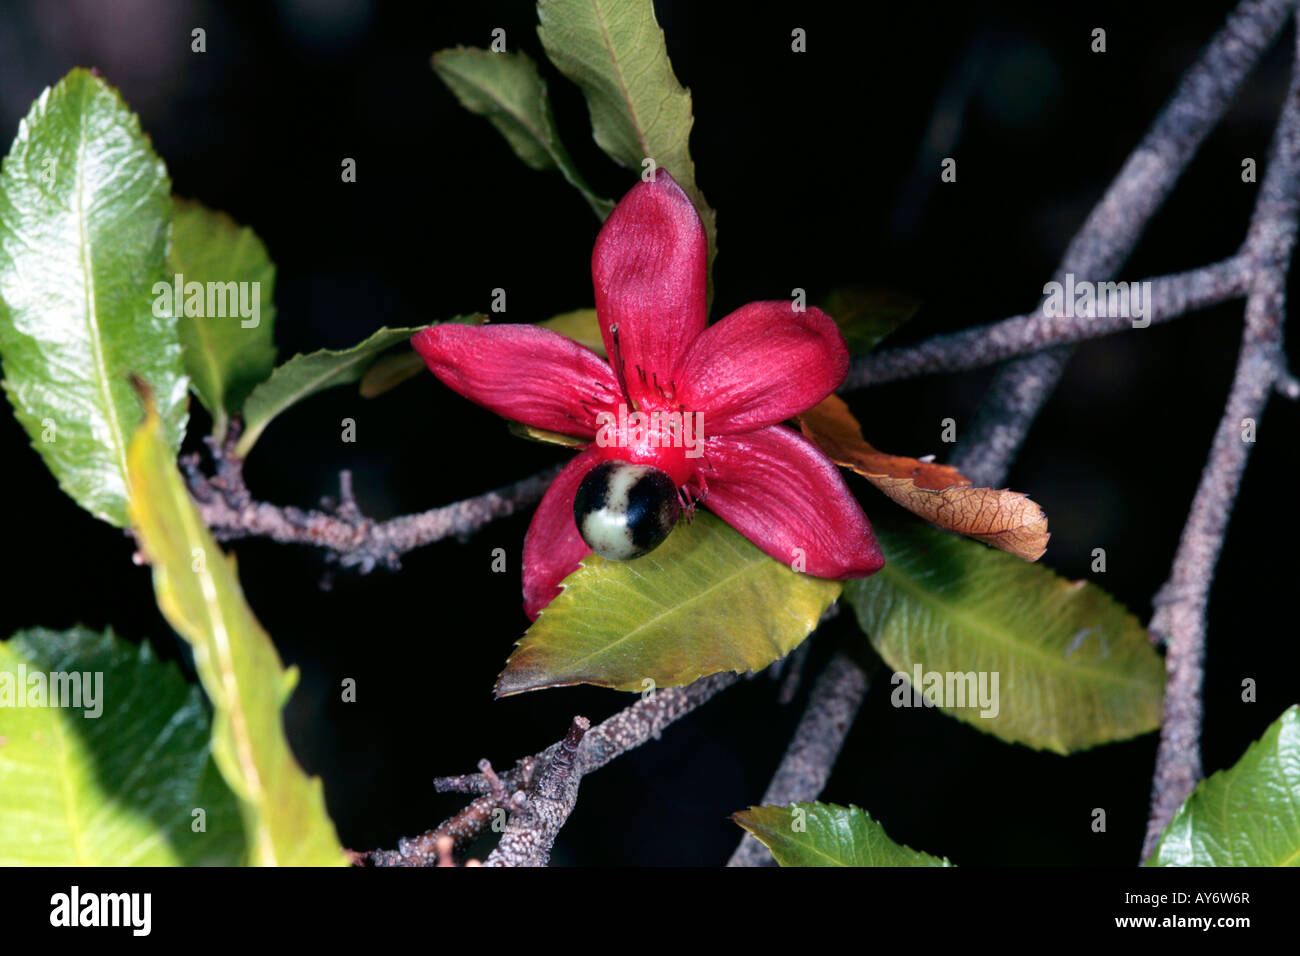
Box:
(728, 652), (872, 867)
(840, 258), (1249, 391)
(355, 757), (535, 866)
(949, 0), (1295, 488)
(1142, 18), (1300, 861)
(185, 420), (564, 572)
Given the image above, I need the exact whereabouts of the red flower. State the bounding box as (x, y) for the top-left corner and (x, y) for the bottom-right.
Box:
(413, 172), (883, 619)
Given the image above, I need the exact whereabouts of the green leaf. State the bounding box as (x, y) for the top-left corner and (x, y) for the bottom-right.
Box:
(169, 199), (277, 440)
(236, 326), (420, 456)
(536, 0), (717, 279)
(538, 306), (604, 356)
(0, 626), (245, 865)
(0, 68), (186, 527)
(496, 511), (841, 696)
(433, 47), (613, 219)
(127, 400), (346, 866)
(733, 802), (952, 867)
(1149, 706), (1300, 866)
(822, 288), (920, 356)
(843, 523), (1164, 754)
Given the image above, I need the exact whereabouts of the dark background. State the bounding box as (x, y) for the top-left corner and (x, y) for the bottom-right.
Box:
(1, 0), (1297, 865)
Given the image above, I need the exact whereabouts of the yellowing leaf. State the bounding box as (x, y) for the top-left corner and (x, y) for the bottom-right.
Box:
(800, 395), (1049, 561)
(497, 512), (840, 696)
(127, 397), (346, 866)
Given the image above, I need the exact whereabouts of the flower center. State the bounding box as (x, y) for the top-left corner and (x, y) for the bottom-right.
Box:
(595, 322), (701, 487)
(592, 405), (698, 487)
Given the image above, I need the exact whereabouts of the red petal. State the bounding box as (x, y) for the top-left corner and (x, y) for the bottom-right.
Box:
(412, 323), (618, 438)
(522, 446), (602, 620)
(591, 171), (707, 401)
(677, 302), (848, 434)
(703, 425), (883, 578)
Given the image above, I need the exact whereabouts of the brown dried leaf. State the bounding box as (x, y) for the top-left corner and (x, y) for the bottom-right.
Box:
(799, 395), (1049, 561)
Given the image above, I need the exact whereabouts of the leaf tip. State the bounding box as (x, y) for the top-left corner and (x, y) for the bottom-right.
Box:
(492, 654), (537, 698)
(730, 806), (758, 828)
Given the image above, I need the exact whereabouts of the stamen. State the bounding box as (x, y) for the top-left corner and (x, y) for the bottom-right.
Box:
(608, 324), (637, 411)
(676, 484), (695, 518)
(677, 480), (705, 518)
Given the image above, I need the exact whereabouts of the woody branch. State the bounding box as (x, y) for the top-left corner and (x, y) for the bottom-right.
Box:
(946, 0), (1295, 488)
(1142, 15), (1300, 861)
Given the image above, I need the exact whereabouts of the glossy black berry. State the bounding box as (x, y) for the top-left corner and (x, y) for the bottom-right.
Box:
(573, 460), (681, 560)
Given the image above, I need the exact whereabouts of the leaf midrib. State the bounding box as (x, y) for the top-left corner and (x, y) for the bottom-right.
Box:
(586, 0), (652, 160)
(769, 835), (848, 866)
(73, 86), (130, 501)
(748, 824), (849, 867)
